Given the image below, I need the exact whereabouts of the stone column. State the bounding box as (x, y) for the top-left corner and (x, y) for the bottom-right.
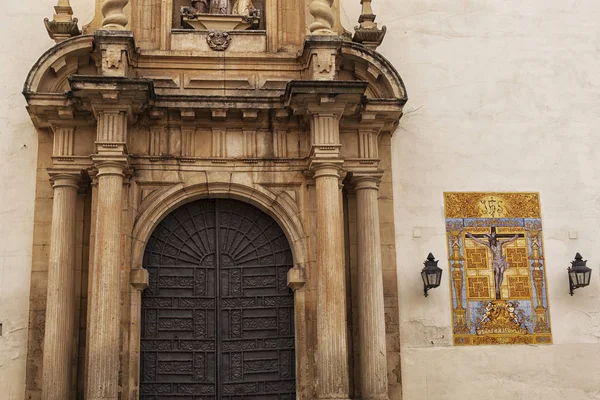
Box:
(85, 109), (128, 400)
(312, 162), (350, 399)
(287, 85), (365, 399)
(42, 172), (80, 400)
(353, 174), (389, 400)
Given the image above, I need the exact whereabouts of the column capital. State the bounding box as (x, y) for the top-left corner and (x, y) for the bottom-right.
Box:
(91, 154), (129, 178)
(47, 168), (82, 189)
(309, 160), (344, 179)
(352, 171), (384, 191)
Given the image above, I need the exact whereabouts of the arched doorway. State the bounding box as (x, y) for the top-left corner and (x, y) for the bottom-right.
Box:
(140, 199), (296, 399)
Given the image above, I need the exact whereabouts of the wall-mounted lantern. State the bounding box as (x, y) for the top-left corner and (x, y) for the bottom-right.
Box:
(421, 253), (443, 297)
(568, 253), (592, 296)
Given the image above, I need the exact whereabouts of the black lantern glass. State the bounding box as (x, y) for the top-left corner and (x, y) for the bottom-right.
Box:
(568, 253), (592, 296)
(421, 253), (442, 297)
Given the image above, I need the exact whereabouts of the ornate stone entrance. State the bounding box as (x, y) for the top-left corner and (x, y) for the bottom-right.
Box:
(23, 0), (406, 398)
(140, 199), (295, 399)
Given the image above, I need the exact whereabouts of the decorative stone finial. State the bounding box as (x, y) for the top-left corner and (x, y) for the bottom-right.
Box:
(309, 0), (336, 35)
(101, 0), (129, 30)
(353, 0), (386, 50)
(44, 0), (81, 43)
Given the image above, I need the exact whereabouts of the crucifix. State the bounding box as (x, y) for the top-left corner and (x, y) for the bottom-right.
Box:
(466, 227), (525, 300)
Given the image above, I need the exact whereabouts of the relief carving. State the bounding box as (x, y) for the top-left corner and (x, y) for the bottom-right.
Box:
(206, 30), (231, 51)
(104, 47), (123, 70)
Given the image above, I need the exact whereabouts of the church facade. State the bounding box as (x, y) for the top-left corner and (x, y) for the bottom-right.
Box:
(0, 0), (599, 400)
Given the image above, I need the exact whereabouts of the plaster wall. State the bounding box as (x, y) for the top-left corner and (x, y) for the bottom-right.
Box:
(341, 1), (600, 399)
(0, 1), (93, 399)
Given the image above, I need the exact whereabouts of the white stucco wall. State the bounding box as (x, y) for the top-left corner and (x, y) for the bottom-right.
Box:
(0, 1), (93, 398)
(342, 1), (600, 399)
(0, 5), (50, 399)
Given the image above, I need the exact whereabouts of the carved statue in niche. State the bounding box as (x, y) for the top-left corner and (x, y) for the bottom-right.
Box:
(184, 0), (255, 16)
(209, 0), (231, 14)
(191, 0), (209, 13)
(181, 0), (260, 31)
(231, 0), (255, 17)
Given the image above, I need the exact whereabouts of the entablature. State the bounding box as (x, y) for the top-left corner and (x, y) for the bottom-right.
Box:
(25, 19), (408, 181)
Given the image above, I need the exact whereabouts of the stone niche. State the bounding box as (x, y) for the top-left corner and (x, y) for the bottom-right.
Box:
(173, 0), (266, 51)
(178, 0), (265, 30)
(127, 0), (302, 51)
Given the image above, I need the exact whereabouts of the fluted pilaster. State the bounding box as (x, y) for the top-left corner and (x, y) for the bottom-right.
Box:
(354, 174), (388, 400)
(311, 114), (340, 146)
(313, 163), (350, 400)
(42, 173), (80, 400)
(52, 126), (75, 157)
(309, 0), (335, 35)
(97, 111), (127, 143)
(101, 0), (129, 30)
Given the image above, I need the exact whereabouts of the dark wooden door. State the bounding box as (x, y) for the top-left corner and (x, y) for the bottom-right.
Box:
(140, 199), (295, 400)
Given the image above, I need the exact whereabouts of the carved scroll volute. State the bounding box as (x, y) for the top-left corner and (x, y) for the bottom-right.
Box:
(101, 0), (129, 30)
(309, 0), (335, 35)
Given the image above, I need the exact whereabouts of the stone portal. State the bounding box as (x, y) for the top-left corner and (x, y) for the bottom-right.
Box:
(140, 199), (296, 399)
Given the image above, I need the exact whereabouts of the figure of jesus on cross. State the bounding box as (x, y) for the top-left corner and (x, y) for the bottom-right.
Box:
(466, 227), (523, 300)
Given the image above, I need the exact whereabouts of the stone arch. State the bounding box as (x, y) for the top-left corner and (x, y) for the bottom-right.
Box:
(130, 181), (308, 272)
(24, 35), (95, 95)
(340, 41), (408, 100)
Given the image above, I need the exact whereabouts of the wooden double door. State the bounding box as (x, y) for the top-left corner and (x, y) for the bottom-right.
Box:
(140, 199), (296, 399)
